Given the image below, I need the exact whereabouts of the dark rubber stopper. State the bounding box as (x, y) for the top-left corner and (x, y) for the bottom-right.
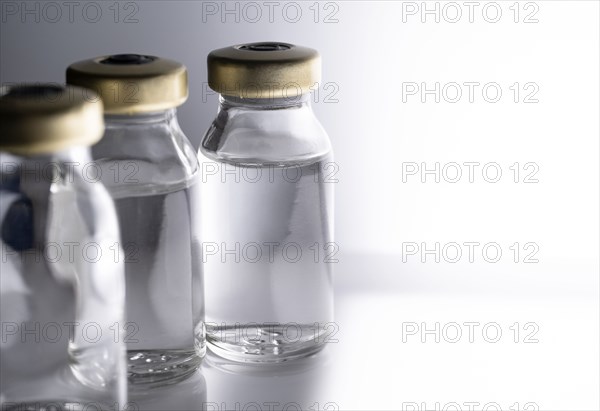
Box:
(100, 54), (156, 65)
(238, 43), (292, 52)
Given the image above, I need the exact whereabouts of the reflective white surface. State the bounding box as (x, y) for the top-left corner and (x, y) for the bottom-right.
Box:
(126, 252), (598, 410)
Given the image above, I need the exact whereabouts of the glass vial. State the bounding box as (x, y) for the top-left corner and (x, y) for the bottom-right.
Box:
(200, 43), (335, 362)
(0, 85), (127, 408)
(67, 54), (205, 385)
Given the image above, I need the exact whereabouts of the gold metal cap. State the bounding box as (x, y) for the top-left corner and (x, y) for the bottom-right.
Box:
(0, 84), (104, 156)
(208, 42), (321, 99)
(66, 54), (188, 114)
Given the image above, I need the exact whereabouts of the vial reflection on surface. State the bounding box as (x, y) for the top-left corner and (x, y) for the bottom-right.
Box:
(201, 349), (336, 411)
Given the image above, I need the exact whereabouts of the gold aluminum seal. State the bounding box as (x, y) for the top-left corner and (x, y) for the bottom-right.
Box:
(208, 42), (321, 99)
(0, 84), (104, 156)
(66, 54), (188, 115)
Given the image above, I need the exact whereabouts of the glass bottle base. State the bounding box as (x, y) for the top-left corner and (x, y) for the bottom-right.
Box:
(127, 349), (204, 387)
(206, 323), (327, 363)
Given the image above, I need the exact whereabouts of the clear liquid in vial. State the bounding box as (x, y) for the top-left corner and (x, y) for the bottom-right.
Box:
(113, 180), (205, 385)
(201, 157), (334, 362)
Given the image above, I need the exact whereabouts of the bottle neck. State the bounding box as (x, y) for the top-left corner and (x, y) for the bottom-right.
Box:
(104, 108), (177, 125)
(219, 93), (311, 110)
(1, 147), (92, 195)
(1, 146), (91, 167)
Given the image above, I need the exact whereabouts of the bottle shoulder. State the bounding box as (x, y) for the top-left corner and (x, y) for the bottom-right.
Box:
(0, 154), (120, 254)
(92, 120), (199, 197)
(200, 104), (332, 167)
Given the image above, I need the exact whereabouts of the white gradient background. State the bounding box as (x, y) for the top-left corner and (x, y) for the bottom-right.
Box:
(1, 1), (599, 410)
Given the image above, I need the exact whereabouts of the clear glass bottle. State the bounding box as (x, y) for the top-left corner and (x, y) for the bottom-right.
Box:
(0, 85), (127, 408)
(200, 43), (335, 362)
(67, 54), (205, 386)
